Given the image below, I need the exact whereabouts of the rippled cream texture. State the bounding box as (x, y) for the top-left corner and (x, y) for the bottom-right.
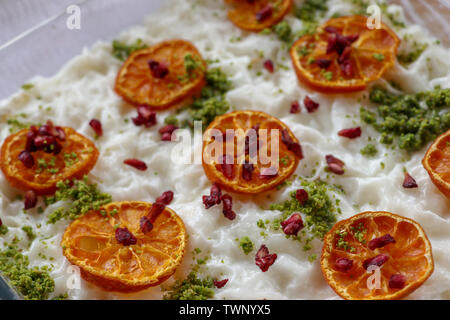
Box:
(0, 0), (449, 300)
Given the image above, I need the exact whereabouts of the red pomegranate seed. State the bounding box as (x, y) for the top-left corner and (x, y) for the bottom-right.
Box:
(368, 234), (396, 250)
(263, 59), (274, 73)
(213, 279), (228, 289)
(326, 33), (338, 54)
(18, 150), (34, 168)
(316, 59), (332, 69)
(281, 129), (304, 159)
(324, 26), (338, 34)
(389, 274), (406, 289)
(89, 119), (103, 137)
(256, 4), (273, 22)
(148, 202), (165, 222)
(132, 105), (157, 128)
(124, 158), (147, 171)
(304, 96), (319, 113)
(203, 183), (222, 209)
(140, 216), (153, 234)
(335, 257), (353, 272)
(242, 163), (254, 181)
(25, 131), (37, 152)
(326, 154), (345, 175)
(338, 127), (362, 139)
(55, 126), (66, 141)
(221, 194), (236, 220)
(363, 254), (389, 270)
(156, 191), (174, 205)
(281, 213), (304, 236)
(295, 189), (309, 204)
(403, 172), (418, 188)
(115, 227), (137, 246)
(260, 166), (278, 179)
(290, 101), (300, 114)
(221, 155), (234, 179)
(148, 60), (169, 79)
(255, 244), (277, 272)
(24, 190), (37, 210)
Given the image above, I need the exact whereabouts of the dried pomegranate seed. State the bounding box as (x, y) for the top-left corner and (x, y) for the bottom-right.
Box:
(221, 194), (236, 220)
(220, 155), (234, 179)
(338, 127), (361, 139)
(363, 254), (389, 270)
(203, 183), (222, 209)
(123, 158), (147, 171)
(259, 166), (278, 179)
(18, 150), (34, 168)
(213, 279), (228, 289)
(290, 101), (300, 114)
(263, 59), (274, 73)
(24, 190), (37, 210)
(295, 189), (308, 204)
(156, 190), (174, 205)
(242, 163), (254, 181)
(89, 119), (103, 137)
(256, 4), (273, 22)
(281, 129), (304, 159)
(403, 172), (418, 188)
(140, 216), (153, 234)
(25, 131), (37, 152)
(338, 46), (352, 64)
(148, 202), (165, 222)
(326, 33), (338, 54)
(368, 234), (396, 250)
(159, 124), (178, 141)
(304, 96), (319, 113)
(148, 60), (169, 79)
(281, 213), (304, 236)
(389, 274), (406, 289)
(326, 154), (345, 175)
(115, 227), (137, 246)
(255, 244), (277, 272)
(132, 105), (157, 128)
(335, 257), (353, 272)
(55, 126), (66, 141)
(316, 59), (332, 69)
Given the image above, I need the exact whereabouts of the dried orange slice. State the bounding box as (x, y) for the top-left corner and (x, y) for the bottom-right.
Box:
(225, 0), (293, 32)
(321, 211), (434, 300)
(61, 201), (187, 293)
(202, 110), (301, 194)
(290, 15), (400, 93)
(0, 127), (98, 195)
(422, 129), (450, 198)
(115, 39), (206, 110)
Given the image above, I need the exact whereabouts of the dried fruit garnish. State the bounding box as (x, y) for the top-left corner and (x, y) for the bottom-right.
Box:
(295, 189), (308, 204)
(256, 4), (273, 22)
(255, 244), (277, 272)
(203, 183), (222, 209)
(280, 213), (304, 236)
(220, 155), (235, 179)
(213, 279), (228, 289)
(18, 150), (34, 168)
(242, 163), (254, 181)
(159, 125), (178, 141)
(389, 274), (406, 289)
(304, 96), (319, 113)
(316, 58), (332, 69)
(24, 190), (37, 210)
(290, 101), (300, 114)
(334, 257), (353, 272)
(263, 59), (274, 73)
(132, 105), (157, 128)
(124, 158), (147, 171)
(115, 227), (137, 246)
(89, 119), (103, 137)
(368, 234), (396, 250)
(403, 172), (418, 188)
(221, 194), (236, 220)
(156, 191), (174, 205)
(338, 127), (361, 139)
(259, 166), (278, 179)
(281, 129), (303, 159)
(148, 202), (166, 222)
(148, 60), (169, 79)
(326, 154), (345, 175)
(362, 254), (389, 270)
(140, 216), (154, 234)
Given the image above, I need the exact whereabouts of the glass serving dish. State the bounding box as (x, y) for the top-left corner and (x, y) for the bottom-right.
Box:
(0, 0), (448, 300)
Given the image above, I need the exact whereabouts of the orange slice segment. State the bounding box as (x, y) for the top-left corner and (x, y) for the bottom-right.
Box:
(225, 0), (293, 32)
(0, 127), (98, 195)
(61, 201), (187, 293)
(290, 15), (400, 93)
(202, 110), (301, 194)
(422, 129), (450, 198)
(321, 211), (434, 300)
(115, 39), (206, 110)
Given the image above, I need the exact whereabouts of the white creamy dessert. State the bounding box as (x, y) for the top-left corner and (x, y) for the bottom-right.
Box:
(0, 0), (449, 300)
